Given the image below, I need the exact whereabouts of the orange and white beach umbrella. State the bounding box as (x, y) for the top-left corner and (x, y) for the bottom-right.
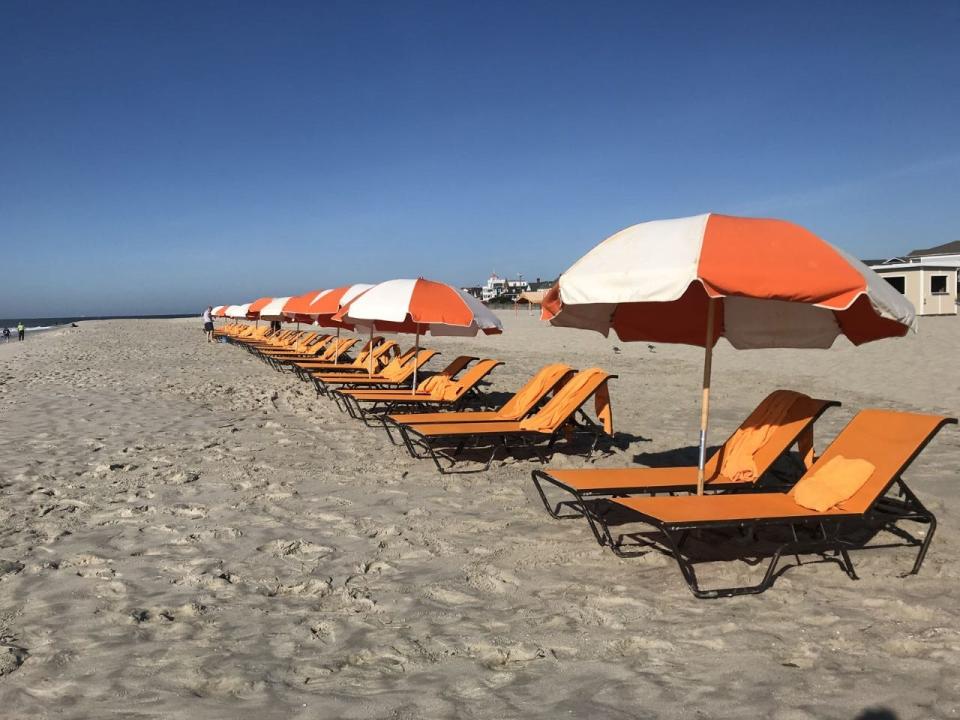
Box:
(299, 284), (373, 362)
(543, 213), (916, 493)
(225, 304), (251, 319)
(335, 278), (503, 336)
(211, 305), (225, 317)
(257, 296), (291, 320)
(335, 278), (503, 387)
(245, 297), (274, 321)
(281, 290), (326, 324)
(305, 284), (374, 322)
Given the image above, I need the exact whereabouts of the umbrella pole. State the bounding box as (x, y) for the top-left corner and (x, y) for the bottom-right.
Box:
(334, 327), (340, 365)
(412, 326), (420, 395)
(697, 299), (717, 496)
(368, 326), (374, 376)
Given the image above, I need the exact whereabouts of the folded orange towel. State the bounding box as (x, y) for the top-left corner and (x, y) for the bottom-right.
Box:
(497, 364), (572, 420)
(520, 369), (610, 434)
(792, 455), (875, 512)
(718, 390), (803, 482)
(418, 374), (456, 398)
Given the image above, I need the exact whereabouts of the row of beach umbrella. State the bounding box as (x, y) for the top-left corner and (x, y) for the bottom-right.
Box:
(214, 213), (916, 493)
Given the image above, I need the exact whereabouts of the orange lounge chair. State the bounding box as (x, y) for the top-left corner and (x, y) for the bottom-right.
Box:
(236, 329), (302, 352)
(225, 325), (273, 343)
(337, 357), (498, 420)
(598, 409), (955, 598)
(329, 354), (474, 414)
(286, 339), (396, 379)
(398, 368), (616, 473)
(306, 346), (419, 395)
(312, 348), (439, 396)
(257, 332), (328, 357)
(531, 390), (840, 544)
(385, 363), (576, 426)
(289, 338), (396, 379)
(237, 326), (293, 343)
(266, 336), (358, 369)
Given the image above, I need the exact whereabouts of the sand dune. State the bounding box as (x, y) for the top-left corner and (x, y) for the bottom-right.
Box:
(0, 315), (957, 718)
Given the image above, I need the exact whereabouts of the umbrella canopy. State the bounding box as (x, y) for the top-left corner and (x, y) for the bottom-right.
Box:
(543, 213), (915, 348)
(258, 296), (291, 320)
(225, 303), (251, 319)
(543, 213), (916, 494)
(245, 297), (274, 320)
(335, 278), (503, 388)
(301, 284), (373, 329)
(211, 305), (225, 316)
(335, 278), (503, 336)
(282, 290), (327, 323)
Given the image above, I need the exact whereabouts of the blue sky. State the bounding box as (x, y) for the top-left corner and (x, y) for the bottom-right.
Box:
(2, 0), (958, 316)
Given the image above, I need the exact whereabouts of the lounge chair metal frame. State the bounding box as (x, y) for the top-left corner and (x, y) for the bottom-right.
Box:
(310, 347), (426, 397)
(288, 339), (395, 383)
(595, 416), (955, 599)
(340, 358), (498, 426)
(320, 349), (441, 400)
(399, 403), (614, 474)
(530, 396), (842, 544)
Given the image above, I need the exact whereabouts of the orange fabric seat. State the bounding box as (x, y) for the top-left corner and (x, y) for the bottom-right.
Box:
(341, 358), (499, 404)
(534, 391), (836, 510)
(387, 363), (575, 426)
(601, 409), (955, 597)
(398, 369), (616, 473)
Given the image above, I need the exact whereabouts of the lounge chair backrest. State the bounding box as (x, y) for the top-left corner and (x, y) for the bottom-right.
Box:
(787, 409), (955, 514)
(496, 364), (576, 420)
(379, 347), (420, 378)
(362, 340), (398, 369)
(385, 349), (440, 381)
(353, 336), (384, 364)
(293, 332), (318, 352)
(519, 368), (615, 434)
(321, 337), (358, 361)
(421, 359), (502, 400)
(706, 391), (838, 482)
(439, 355), (478, 379)
(446, 358), (502, 398)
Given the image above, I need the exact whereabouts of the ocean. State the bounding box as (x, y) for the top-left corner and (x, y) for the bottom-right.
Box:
(0, 314), (197, 333)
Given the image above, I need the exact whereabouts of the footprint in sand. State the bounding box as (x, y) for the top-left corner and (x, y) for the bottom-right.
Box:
(256, 539), (333, 562)
(465, 639), (546, 669)
(264, 577), (334, 598)
(423, 586), (478, 607)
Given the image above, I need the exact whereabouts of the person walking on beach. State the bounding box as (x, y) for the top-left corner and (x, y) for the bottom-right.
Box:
(17, 322), (25, 341)
(202, 306), (214, 343)
(2, 327), (9, 342)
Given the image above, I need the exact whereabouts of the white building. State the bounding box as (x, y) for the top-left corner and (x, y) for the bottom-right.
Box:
(867, 240), (960, 316)
(479, 273), (529, 302)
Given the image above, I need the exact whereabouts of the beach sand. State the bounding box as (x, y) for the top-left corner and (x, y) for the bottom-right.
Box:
(0, 315), (957, 719)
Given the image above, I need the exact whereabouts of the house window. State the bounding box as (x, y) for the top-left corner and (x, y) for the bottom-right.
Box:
(884, 276), (905, 294)
(931, 275), (948, 295)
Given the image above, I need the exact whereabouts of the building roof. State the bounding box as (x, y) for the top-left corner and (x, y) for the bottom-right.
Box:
(871, 262), (958, 272)
(908, 240), (960, 257)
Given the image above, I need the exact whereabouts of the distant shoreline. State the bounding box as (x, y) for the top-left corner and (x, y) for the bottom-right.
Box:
(0, 313), (196, 332)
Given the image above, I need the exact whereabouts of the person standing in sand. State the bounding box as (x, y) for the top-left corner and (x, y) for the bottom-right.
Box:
(2, 327), (9, 342)
(202, 306), (214, 342)
(17, 322), (25, 341)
